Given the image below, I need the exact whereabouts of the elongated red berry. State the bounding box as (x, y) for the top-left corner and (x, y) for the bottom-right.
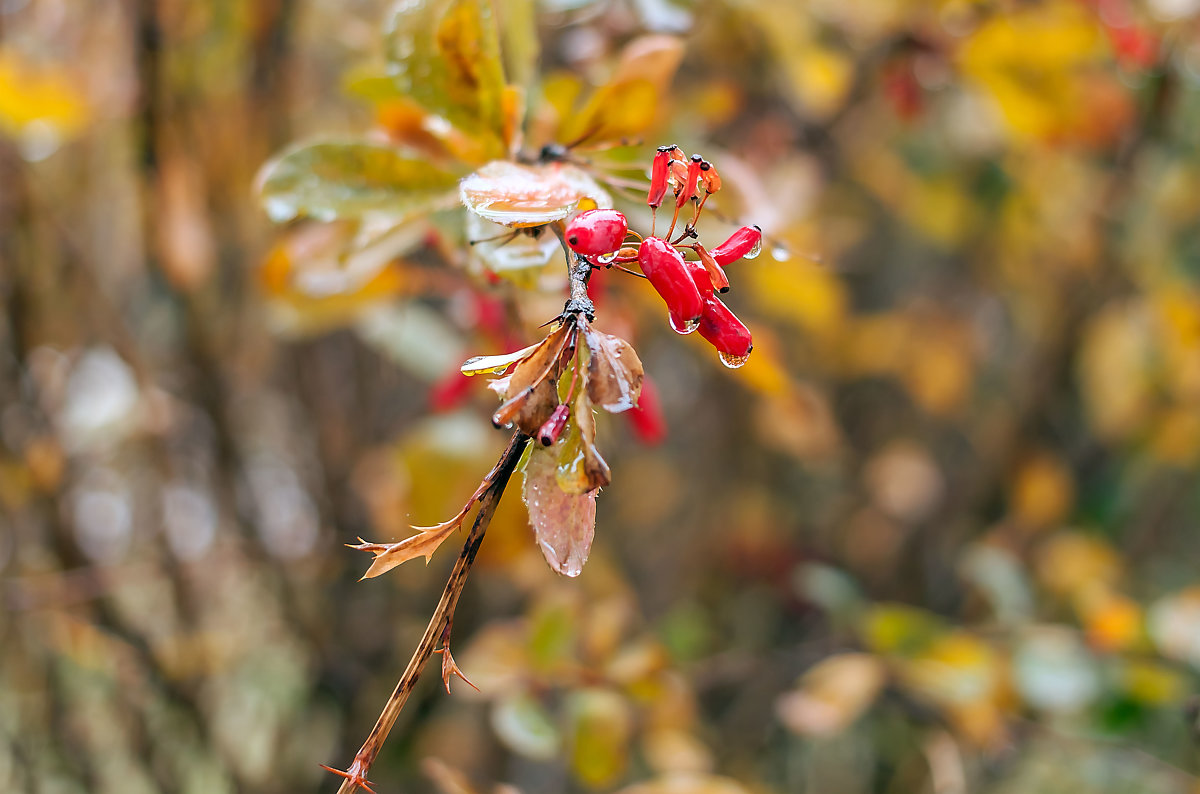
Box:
(691, 244), (729, 293)
(648, 146), (674, 209)
(638, 237), (704, 331)
(676, 154), (703, 209)
(683, 255), (713, 298)
(698, 295), (753, 365)
(566, 209), (629, 257)
(711, 225), (762, 265)
(538, 404), (570, 446)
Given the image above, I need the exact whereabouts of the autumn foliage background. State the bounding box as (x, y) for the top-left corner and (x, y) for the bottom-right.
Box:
(5, 1), (1200, 792)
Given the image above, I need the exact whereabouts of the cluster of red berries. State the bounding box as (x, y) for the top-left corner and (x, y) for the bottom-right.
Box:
(563, 146), (760, 368)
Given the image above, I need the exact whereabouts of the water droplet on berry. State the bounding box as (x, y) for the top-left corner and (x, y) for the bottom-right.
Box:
(718, 350), (751, 369)
(771, 246), (790, 261)
(744, 235), (763, 260)
(668, 313), (700, 335)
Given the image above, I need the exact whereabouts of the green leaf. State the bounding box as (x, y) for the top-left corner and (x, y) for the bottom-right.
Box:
(256, 139), (461, 222)
(384, 0), (507, 152)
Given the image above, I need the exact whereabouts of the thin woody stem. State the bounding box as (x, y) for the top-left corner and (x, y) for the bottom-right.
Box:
(333, 431), (530, 794)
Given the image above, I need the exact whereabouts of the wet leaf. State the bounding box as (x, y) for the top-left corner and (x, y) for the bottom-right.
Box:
(257, 139), (461, 223)
(559, 36), (684, 147)
(460, 160), (611, 227)
(561, 390), (611, 493)
(461, 343), (541, 377)
(384, 0), (507, 156)
(523, 442), (596, 577)
(585, 328), (643, 413)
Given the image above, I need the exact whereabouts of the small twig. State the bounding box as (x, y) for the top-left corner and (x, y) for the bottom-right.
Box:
(328, 431), (530, 794)
(562, 254), (595, 321)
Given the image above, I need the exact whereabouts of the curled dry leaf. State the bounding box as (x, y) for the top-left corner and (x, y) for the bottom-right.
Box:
(347, 516), (465, 579)
(523, 442), (597, 577)
(585, 328), (643, 413)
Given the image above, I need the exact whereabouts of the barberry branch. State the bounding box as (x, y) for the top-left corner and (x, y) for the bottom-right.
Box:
(329, 431), (530, 794)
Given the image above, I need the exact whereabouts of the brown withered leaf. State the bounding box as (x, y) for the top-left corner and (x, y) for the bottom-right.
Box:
(348, 516), (464, 579)
(493, 324), (572, 433)
(511, 376), (559, 436)
(523, 443), (597, 577)
(574, 390), (612, 490)
(585, 328), (643, 413)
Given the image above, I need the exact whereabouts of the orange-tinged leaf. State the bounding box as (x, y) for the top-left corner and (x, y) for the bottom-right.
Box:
(585, 328), (643, 413)
(524, 443), (596, 577)
(558, 36), (684, 147)
(384, 0), (507, 157)
(460, 161), (611, 227)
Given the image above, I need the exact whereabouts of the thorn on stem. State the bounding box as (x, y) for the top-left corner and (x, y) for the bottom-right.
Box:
(321, 760), (377, 794)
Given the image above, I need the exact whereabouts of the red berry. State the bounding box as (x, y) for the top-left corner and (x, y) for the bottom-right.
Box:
(638, 237), (704, 332)
(537, 404), (570, 446)
(626, 376), (667, 445)
(711, 225), (762, 266)
(565, 209), (629, 257)
(698, 295), (753, 364)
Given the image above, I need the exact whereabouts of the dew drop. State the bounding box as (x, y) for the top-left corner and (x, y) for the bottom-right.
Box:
(596, 251), (618, 265)
(743, 234), (763, 260)
(718, 350), (751, 369)
(771, 245), (791, 261)
(668, 314), (700, 335)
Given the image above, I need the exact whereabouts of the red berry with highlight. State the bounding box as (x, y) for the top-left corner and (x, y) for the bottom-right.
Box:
(565, 209), (629, 257)
(638, 237), (704, 332)
(698, 295), (753, 362)
(711, 225), (762, 265)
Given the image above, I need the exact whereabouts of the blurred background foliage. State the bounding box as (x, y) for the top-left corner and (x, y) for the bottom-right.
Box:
(5, 0), (1200, 793)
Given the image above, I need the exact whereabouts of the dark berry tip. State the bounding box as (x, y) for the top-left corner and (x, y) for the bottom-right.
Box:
(691, 153), (703, 162)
